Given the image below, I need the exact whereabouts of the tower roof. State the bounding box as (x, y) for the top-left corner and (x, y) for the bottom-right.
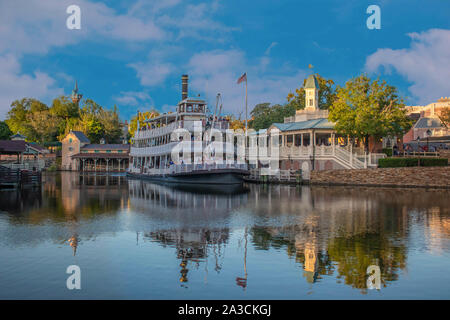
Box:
(304, 74), (319, 89)
(72, 81), (78, 95)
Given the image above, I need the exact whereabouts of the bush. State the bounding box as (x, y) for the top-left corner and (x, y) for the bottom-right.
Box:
(378, 157), (448, 168)
(46, 164), (58, 172)
(382, 148), (392, 157)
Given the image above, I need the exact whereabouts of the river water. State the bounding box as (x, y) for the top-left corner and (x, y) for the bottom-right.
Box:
(0, 172), (449, 299)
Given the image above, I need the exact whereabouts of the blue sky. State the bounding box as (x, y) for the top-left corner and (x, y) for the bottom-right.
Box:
(0, 0), (449, 120)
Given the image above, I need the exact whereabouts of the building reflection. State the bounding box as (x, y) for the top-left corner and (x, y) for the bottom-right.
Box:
(0, 172), (128, 254)
(0, 173), (449, 295)
(247, 184), (449, 292)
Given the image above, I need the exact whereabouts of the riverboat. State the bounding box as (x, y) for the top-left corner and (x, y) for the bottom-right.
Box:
(127, 75), (249, 185)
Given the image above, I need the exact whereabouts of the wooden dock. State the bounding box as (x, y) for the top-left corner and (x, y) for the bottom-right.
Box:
(244, 169), (303, 185)
(0, 165), (42, 189)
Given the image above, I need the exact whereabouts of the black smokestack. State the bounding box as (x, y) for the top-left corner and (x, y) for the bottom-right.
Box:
(182, 74), (188, 100)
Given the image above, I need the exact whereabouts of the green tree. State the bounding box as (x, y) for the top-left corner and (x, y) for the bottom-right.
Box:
(128, 110), (159, 139)
(328, 75), (412, 151)
(287, 74), (337, 111)
(27, 110), (60, 143)
(50, 96), (79, 138)
(98, 105), (123, 143)
(5, 98), (48, 140)
(249, 103), (295, 131)
(0, 121), (12, 140)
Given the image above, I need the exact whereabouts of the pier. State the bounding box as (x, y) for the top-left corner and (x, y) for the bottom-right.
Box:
(0, 165), (42, 189)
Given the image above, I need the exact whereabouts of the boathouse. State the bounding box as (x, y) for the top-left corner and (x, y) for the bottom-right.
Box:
(0, 134), (48, 171)
(61, 131), (129, 171)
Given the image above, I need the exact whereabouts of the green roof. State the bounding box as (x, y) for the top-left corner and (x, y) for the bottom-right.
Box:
(271, 118), (334, 132)
(304, 74), (319, 89)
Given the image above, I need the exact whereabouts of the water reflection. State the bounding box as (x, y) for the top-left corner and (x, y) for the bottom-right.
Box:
(128, 178), (248, 286)
(0, 172), (449, 298)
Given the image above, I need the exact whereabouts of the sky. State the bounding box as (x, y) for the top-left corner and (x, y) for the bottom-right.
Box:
(0, 0), (449, 121)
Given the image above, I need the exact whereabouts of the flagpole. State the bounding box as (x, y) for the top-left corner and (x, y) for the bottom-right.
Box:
(245, 75), (248, 132)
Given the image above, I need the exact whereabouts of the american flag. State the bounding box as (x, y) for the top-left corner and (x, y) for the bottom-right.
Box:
(237, 72), (247, 84)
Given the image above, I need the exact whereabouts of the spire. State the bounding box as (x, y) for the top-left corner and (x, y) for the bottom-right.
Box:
(71, 80), (82, 104)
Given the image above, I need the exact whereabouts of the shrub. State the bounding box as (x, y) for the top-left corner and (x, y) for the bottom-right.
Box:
(378, 157), (448, 168)
(382, 148), (392, 157)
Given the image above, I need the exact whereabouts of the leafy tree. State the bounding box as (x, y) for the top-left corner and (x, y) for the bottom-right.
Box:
(438, 107), (450, 128)
(128, 110), (159, 139)
(287, 74), (337, 110)
(98, 105), (123, 143)
(50, 96), (79, 138)
(5, 96), (125, 145)
(5, 98), (48, 140)
(249, 103), (295, 131)
(27, 110), (60, 143)
(328, 75), (412, 151)
(74, 111), (105, 143)
(0, 121), (12, 140)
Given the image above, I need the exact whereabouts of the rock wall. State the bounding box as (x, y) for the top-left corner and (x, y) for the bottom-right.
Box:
(310, 166), (450, 188)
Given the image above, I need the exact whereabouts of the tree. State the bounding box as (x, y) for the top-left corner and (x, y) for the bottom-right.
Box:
(328, 75), (412, 151)
(50, 96), (79, 138)
(27, 110), (60, 143)
(0, 121), (12, 140)
(287, 74), (337, 111)
(98, 105), (123, 143)
(128, 110), (159, 139)
(438, 107), (450, 128)
(74, 111), (105, 143)
(249, 103), (295, 131)
(5, 98), (48, 140)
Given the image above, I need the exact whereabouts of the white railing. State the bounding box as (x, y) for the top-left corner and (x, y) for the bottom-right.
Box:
(130, 142), (179, 157)
(135, 121), (177, 139)
(334, 146), (365, 169)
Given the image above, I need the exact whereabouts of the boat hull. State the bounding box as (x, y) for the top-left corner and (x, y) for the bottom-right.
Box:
(127, 169), (248, 185)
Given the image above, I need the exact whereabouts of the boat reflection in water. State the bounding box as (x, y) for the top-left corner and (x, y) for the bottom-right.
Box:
(0, 172), (449, 298)
(128, 178), (249, 285)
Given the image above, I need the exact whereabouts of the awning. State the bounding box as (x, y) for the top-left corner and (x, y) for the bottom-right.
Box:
(71, 153), (129, 159)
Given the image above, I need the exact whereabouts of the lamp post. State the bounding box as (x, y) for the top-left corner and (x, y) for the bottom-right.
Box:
(417, 136), (421, 166)
(426, 129), (432, 153)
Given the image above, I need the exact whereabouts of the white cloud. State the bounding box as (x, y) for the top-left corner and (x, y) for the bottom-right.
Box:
(0, 55), (63, 119)
(365, 28), (450, 104)
(265, 42), (278, 55)
(187, 49), (308, 116)
(114, 91), (153, 107)
(0, 0), (184, 115)
(128, 62), (175, 87)
(0, 0), (170, 56)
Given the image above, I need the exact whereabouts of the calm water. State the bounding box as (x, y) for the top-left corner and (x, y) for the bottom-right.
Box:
(0, 172), (449, 299)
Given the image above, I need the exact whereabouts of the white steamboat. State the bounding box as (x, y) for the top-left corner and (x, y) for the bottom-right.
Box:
(128, 75), (249, 185)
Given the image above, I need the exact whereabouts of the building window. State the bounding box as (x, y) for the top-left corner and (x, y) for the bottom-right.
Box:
(106, 150), (111, 153)
(69, 138), (72, 143)
(95, 150), (99, 153)
(118, 150), (123, 153)
(309, 99), (313, 106)
(68, 147), (73, 151)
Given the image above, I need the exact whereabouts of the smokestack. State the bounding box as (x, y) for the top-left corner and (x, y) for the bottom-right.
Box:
(182, 74), (188, 100)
